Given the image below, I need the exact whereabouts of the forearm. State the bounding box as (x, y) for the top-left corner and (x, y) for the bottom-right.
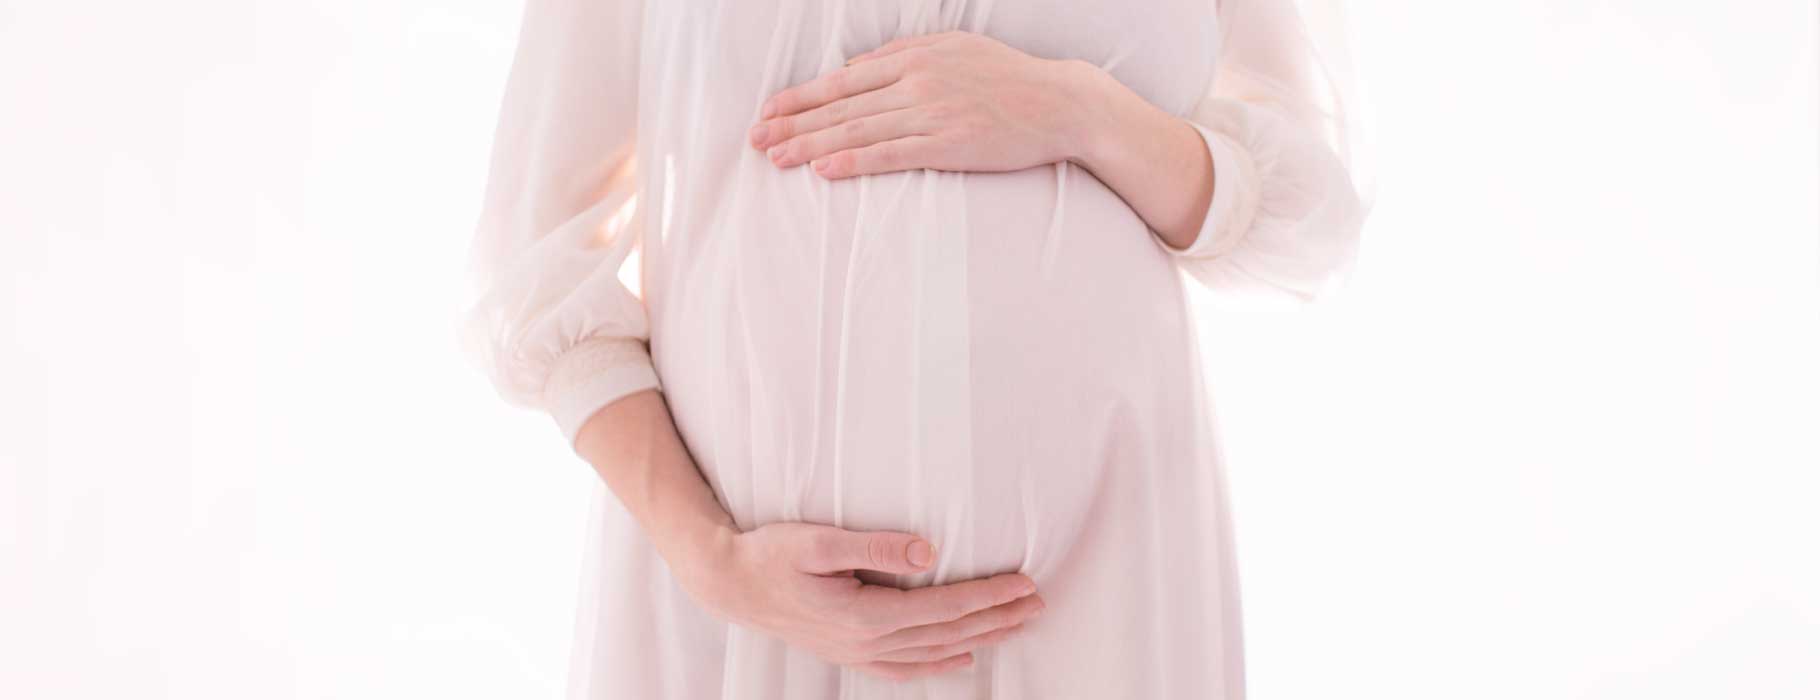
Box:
(572, 389), (738, 575)
(1065, 62), (1216, 251)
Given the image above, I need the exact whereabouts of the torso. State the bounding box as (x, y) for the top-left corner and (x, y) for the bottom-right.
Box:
(636, 0), (1221, 583)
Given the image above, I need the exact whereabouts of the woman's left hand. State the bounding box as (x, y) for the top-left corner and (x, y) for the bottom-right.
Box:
(748, 32), (1111, 179)
(750, 31), (1218, 251)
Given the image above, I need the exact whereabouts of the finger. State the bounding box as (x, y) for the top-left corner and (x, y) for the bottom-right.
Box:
(850, 572), (1036, 630)
(749, 85), (917, 150)
(762, 56), (904, 119)
(794, 526), (936, 575)
(870, 592), (1045, 653)
(873, 623), (1025, 663)
(847, 32), (956, 65)
(853, 652), (973, 682)
(811, 135), (939, 179)
(769, 109), (921, 168)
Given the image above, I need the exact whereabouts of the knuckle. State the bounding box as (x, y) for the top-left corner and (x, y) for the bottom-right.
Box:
(977, 606), (1014, 630)
(838, 608), (884, 638)
(921, 621), (964, 646)
(856, 615), (896, 639)
(903, 75), (934, 100)
(870, 143), (898, 169)
(847, 636), (881, 658)
(755, 531), (789, 564)
(810, 531), (843, 562)
(939, 596), (975, 622)
(865, 535), (893, 569)
(772, 89), (798, 112)
(941, 623), (982, 645)
(857, 624), (893, 641)
(794, 136), (823, 160)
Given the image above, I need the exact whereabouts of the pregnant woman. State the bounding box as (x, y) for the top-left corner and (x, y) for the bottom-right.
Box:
(463, 0), (1366, 697)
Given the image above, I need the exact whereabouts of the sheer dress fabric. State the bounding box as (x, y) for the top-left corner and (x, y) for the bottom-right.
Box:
(462, 0), (1366, 697)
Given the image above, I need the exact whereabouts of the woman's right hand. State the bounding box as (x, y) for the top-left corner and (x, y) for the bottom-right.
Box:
(673, 522), (1045, 682)
(574, 392), (1041, 682)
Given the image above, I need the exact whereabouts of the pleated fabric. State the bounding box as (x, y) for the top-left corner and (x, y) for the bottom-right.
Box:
(462, 1), (1367, 697)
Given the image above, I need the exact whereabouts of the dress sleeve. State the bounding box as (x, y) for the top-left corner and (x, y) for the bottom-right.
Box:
(1164, 0), (1371, 304)
(461, 0), (654, 446)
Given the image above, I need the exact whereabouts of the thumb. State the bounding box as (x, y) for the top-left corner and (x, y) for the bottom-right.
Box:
(796, 526), (936, 575)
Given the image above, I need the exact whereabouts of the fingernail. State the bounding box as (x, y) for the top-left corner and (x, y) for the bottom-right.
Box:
(811, 158), (830, 174)
(907, 540), (934, 568)
(768, 145), (786, 164)
(1019, 580), (1037, 596)
(748, 123), (768, 147)
(760, 101), (776, 119)
(1031, 601), (1046, 618)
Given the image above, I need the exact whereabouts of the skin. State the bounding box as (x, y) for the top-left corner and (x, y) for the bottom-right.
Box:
(575, 32), (1215, 684)
(576, 390), (1044, 682)
(750, 31), (1218, 250)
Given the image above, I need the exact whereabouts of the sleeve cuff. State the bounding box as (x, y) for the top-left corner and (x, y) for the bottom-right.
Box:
(1169, 121), (1262, 260)
(541, 336), (662, 447)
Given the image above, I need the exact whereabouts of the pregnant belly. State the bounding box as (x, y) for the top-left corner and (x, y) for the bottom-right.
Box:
(650, 162), (1196, 585)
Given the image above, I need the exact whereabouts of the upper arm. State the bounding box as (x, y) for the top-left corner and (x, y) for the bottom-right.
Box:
(463, 0), (657, 442)
(476, 0), (646, 259)
(1213, 0), (1341, 146)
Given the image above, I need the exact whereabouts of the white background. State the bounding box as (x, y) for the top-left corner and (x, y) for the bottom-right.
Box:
(2, 1), (1816, 698)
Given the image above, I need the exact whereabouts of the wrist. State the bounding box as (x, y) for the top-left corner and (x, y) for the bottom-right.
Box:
(570, 389), (743, 588)
(1052, 60), (1216, 249)
(652, 514), (741, 595)
(1060, 59), (1165, 178)
(1054, 59), (1121, 168)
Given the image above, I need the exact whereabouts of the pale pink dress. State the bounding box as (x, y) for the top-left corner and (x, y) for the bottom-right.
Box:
(463, 0), (1365, 697)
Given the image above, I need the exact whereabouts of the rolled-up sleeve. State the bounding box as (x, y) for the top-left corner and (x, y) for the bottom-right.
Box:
(1161, 0), (1368, 304)
(460, 0), (655, 446)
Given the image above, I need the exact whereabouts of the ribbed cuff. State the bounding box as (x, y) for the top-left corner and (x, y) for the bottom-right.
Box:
(542, 337), (662, 447)
(1170, 121), (1262, 259)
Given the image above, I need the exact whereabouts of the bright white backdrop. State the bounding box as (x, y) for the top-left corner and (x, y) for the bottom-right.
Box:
(2, 1), (1816, 698)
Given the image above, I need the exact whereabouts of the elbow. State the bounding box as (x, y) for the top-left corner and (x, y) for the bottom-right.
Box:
(1174, 98), (1366, 306)
(1178, 139), (1365, 307)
